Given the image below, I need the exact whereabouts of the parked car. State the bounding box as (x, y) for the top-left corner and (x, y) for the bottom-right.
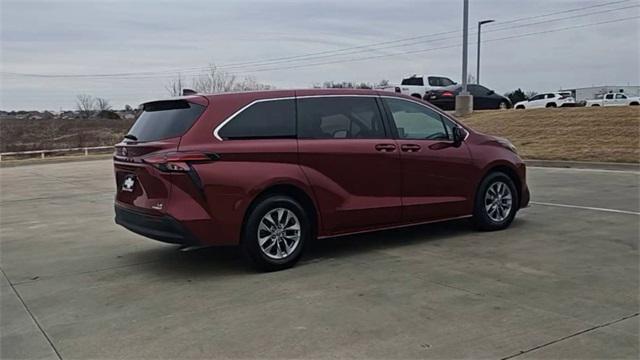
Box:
(378, 75), (457, 99)
(425, 84), (511, 110)
(585, 92), (640, 107)
(514, 92), (576, 109)
(114, 89), (529, 271)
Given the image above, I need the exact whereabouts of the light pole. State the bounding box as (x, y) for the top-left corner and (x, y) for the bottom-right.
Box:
(476, 19), (494, 84)
(456, 0), (473, 116)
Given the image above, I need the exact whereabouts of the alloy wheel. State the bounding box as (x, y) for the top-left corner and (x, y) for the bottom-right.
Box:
(258, 208), (301, 259)
(484, 181), (513, 222)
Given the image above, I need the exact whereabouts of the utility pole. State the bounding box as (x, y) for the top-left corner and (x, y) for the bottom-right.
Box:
(455, 0), (473, 116)
(461, 0), (469, 95)
(477, 19), (494, 84)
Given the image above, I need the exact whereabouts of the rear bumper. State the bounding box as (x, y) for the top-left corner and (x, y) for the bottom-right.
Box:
(115, 204), (200, 245)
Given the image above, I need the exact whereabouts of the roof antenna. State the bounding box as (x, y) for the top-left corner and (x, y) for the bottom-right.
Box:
(182, 88), (197, 96)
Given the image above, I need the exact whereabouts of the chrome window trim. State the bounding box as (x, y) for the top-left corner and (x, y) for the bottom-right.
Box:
(213, 95), (379, 141)
(212, 93), (468, 142)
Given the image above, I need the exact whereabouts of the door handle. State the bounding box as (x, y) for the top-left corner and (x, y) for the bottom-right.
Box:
(375, 144), (396, 152)
(401, 144), (422, 152)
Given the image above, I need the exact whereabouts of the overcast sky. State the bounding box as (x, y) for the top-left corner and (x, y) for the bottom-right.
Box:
(1, 0), (639, 110)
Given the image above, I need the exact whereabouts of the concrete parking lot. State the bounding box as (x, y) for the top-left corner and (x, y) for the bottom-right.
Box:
(1, 159), (638, 359)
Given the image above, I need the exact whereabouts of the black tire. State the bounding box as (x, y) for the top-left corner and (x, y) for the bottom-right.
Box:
(591, 104), (600, 107)
(241, 195), (310, 271)
(411, 93), (422, 99)
(515, 105), (525, 110)
(545, 102), (557, 108)
(630, 102), (639, 106)
(472, 172), (519, 231)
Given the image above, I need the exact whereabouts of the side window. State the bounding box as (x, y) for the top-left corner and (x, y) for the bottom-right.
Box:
(441, 116), (460, 141)
(615, 94), (627, 99)
(469, 85), (490, 96)
(428, 77), (452, 87)
(384, 98), (448, 140)
(546, 94), (556, 99)
(605, 94), (614, 100)
(530, 94), (544, 101)
(297, 97), (385, 139)
(218, 99), (295, 140)
(401, 77), (424, 86)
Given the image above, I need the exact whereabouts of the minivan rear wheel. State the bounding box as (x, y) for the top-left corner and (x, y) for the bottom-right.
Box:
(241, 195), (309, 271)
(472, 172), (519, 231)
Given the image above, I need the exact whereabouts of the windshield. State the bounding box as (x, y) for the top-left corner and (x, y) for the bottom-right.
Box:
(127, 100), (205, 142)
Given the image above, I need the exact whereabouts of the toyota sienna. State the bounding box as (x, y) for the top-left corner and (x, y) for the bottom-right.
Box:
(114, 89), (529, 271)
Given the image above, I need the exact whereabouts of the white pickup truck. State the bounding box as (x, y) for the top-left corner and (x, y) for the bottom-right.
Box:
(378, 75), (457, 99)
(585, 92), (640, 107)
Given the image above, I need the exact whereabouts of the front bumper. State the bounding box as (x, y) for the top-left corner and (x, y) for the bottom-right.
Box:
(521, 185), (531, 209)
(115, 204), (199, 245)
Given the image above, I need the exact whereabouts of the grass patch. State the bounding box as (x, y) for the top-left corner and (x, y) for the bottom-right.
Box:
(459, 106), (640, 163)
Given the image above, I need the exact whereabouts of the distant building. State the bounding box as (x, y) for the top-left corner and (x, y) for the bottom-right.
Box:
(559, 85), (640, 102)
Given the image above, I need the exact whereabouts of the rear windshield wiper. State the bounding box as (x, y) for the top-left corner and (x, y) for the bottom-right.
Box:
(124, 134), (138, 141)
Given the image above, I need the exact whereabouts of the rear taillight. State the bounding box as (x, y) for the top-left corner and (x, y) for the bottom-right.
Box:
(442, 91), (455, 97)
(143, 151), (218, 172)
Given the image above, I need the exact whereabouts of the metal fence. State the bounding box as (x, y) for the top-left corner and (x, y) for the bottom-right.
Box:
(0, 146), (114, 162)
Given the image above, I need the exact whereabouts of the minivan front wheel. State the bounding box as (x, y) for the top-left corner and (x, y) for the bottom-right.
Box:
(241, 195), (309, 271)
(473, 172), (518, 231)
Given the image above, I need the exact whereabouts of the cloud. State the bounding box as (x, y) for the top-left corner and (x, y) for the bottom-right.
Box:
(1, 0), (638, 109)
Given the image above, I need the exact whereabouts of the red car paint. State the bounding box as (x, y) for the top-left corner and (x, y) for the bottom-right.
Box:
(114, 89), (529, 246)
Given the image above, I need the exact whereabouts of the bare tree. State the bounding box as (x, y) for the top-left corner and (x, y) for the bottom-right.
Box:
(317, 81), (373, 89)
(190, 64), (275, 94)
(376, 79), (390, 87)
(165, 74), (184, 97)
(233, 76), (274, 92)
(95, 97), (112, 111)
(192, 65), (237, 94)
(76, 94), (96, 118)
(524, 91), (539, 100)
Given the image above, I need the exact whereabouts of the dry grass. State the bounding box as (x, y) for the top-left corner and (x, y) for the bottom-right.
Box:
(458, 106), (640, 163)
(1, 107), (638, 163)
(0, 118), (134, 153)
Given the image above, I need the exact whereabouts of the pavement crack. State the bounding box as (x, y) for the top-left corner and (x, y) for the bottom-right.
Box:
(0, 267), (63, 360)
(501, 312), (639, 360)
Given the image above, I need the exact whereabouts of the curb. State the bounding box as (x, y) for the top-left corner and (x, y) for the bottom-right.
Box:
(525, 159), (639, 171)
(0, 154), (113, 168)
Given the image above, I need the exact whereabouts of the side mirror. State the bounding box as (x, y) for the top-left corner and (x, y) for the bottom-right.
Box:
(452, 126), (465, 147)
(487, 90), (495, 95)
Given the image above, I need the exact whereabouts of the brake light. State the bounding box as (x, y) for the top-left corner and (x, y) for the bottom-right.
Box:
(143, 151), (217, 172)
(442, 91), (455, 97)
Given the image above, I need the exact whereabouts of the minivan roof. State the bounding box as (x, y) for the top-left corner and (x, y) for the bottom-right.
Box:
(141, 88), (412, 107)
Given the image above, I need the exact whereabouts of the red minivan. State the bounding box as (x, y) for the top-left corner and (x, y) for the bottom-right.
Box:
(114, 89), (529, 271)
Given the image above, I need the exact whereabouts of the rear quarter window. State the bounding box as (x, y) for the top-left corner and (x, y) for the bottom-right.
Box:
(128, 100), (205, 142)
(218, 99), (295, 140)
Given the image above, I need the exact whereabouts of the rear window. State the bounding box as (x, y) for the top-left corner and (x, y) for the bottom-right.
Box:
(128, 100), (205, 142)
(401, 77), (424, 86)
(218, 99), (295, 140)
(428, 77), (455, 87)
